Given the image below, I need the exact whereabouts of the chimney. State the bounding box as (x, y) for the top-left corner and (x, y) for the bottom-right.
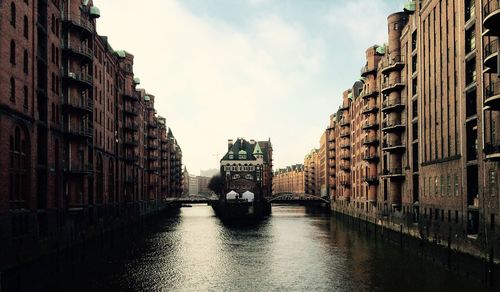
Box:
(228, 139), (233, 150)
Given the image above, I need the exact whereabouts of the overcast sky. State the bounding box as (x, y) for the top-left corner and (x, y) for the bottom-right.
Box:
(95, 0), (405, 175)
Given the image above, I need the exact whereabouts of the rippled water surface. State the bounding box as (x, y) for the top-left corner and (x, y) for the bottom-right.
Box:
(8, 205), (487, 291)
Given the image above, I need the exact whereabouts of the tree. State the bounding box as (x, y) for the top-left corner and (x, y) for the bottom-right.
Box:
(208, 174), (225, 195)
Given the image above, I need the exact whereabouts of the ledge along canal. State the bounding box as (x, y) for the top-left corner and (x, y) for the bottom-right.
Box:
(1, 205), (491, 291)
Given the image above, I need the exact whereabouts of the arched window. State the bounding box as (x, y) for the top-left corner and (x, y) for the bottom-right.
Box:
(10, 40), (16, 65)
(23, 50), (28, 73)
(10, 2), (16, 27)
(23, 15), (28, 38)
(10, 78), (16, 102)
(23, 86), (28, 109)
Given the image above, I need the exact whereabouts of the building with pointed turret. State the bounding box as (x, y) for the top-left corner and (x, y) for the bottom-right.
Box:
(220, 138), (273, 197)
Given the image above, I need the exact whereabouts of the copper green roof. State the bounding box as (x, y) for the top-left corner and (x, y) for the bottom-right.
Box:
(90, 6), (101, 18)
(376, 45), (386, 55)
(115, 50), (127, 58)
(253, 142), (263, 155)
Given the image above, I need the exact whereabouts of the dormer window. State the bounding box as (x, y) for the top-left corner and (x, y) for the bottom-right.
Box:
(238, 150), (247, 160)
(228, 151), (234, 159)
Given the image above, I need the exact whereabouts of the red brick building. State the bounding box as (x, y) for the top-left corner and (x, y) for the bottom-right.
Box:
(0, 0), (183, 269)
(326, 0), (499, 262)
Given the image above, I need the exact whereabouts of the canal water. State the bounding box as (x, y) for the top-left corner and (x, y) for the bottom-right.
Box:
(2, 205), (489, 291)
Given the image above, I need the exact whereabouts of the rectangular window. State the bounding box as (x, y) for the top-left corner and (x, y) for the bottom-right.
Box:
(447, 175), (451, 196)
(435, 176), (439, 195)
(454, 174), (459, 196)
(490, 170), (497, 196)
(455, 211), (459, 223)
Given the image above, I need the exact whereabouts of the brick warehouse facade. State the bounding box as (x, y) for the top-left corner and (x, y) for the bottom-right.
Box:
(0, 0), (183, 269)
(325, 0), (500, 262)
(272, 164), (305, 195)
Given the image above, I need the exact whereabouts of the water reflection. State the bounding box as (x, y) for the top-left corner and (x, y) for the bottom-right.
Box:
(3, 205), (487, 291)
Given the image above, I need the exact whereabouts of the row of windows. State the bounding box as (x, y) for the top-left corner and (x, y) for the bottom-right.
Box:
(223, 165), (256, 172)
(422, 174), (459, 197)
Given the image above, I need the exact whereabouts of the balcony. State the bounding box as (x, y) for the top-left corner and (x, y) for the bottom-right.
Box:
(484, 79), (500, 110)
(381, 99), (405, 113)
(340, 180), (351, 187)
(381, 168), (405, 179)
(362, 121), (379, 130)
(61, 14), (94, 36)
(340, 164), (350, 172)
(340, 130), (350, 138)
(124, 137), (139, 147)
(124, 155), (139, 164)
(381, 78), (405, 94)
(361, 64), (377, 77)
(340, 143), (350, 149)
(62, 70), (93, 87)
(124, 122), (139, 132)
(339, 118), (350, 127)
(483, 0), (500, 35)
(61, 94), (92, 113)
(381, 55), (405, 75)
(124, 105), (139, 116)
(382, 119), (406, 132)
(340, 152), (350, 160)
(61, 43), (93, 63)
(362, 104), (379, 115)
(339, 103), (349, 111)
(362, 175), (379, 185)
(484, 39), (498, 74)
(362, 137), (379, 146)
(148, 143), (159, 150)
(63, 124), (93, 139)
(361, 89), (379, 100)
(65, 163), (93, 175)
(124, 93), (139, 101)
(362, 153), (379, 162)
(484, 142), (500, 161)
(382, 142), (406, 153)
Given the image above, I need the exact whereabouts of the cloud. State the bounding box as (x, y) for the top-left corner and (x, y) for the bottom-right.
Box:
(95, 0), (328, 174)
(325, 0), (396, 56)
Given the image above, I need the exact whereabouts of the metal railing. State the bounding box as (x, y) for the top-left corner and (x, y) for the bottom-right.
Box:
(382, 168), (403, 176)
(484, 39), (499, 59)
(484, 141), (500, 155)
(485, 79), (500, 99)
(61, 14), (94, 33)
(484, 0), (500, 19)
(61, 69), (93, 85)
(62, 124), (92, 138)
(61, 94), (93, 111)
(61, 43), (93, 59)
